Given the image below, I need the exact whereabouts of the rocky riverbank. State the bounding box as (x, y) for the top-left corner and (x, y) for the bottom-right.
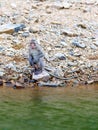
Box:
(0, 0), (98, 88)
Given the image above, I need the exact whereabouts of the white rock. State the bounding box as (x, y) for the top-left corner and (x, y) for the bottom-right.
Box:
(5, 63), (16, 71)
(33, 70), (50, 80)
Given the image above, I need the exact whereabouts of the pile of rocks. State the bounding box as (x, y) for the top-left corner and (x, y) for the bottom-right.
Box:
(0, 0), (98, 87)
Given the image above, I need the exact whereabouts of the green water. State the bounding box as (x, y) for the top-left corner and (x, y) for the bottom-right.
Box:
(0, 85), (98, 130)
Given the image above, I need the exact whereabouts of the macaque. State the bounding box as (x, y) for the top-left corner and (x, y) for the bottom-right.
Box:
(29, 39), (44, 75)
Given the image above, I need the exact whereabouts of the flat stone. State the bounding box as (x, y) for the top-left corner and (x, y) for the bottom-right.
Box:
(86, 80), (94, 84)
(33, 70), (50, 80)
(0, 23), (26, 34)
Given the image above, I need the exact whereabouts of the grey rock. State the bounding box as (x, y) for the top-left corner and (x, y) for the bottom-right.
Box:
(72, 40), (86, 48)
(69, 50), (81, 57)
(22, 32), (29, 38)
(12, 39), (20, 44)
(90, 44), (97, 50)
(54, 53), (66, 60)
(60, 40), (68, 46)
(53, 67), (64, 77)
(0, 23), (26, 34)
(86, 80), (94, 84)
(72, 80), (79, 87)
(0, 46), (4, 53)
(5, 63), (16, 71)
(0, 68), (5, 76)
(0, 71), (5, 77)
(29, 28), (33, 33)
(53, 2), (71, 10)
(29, 27), (40, 33)
(94, 41), (98, 46)
(67, 61), (77, 66)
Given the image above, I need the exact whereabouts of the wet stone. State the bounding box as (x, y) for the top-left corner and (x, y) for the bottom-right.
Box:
(13, 82), (25, 89)
(0, 80), (3, 86)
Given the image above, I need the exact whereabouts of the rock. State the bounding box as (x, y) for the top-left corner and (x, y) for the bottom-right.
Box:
(38, 81), (60, 87)
(29, 27), (40, 33)
(53, 2), (71, 9)
(32, 70), (50, 80)
(13, 82), (25, 89)
(0, 71), (5, 77)
(54, 53), (66, 60)
(10, 3), (17, 9)
(69, 50), (81, 57)
(85, 0), (95, 5)
(61, 29), (78, 37)
(62, 2), (72, 9)
(0, 68), (5, 76)
(90, 44), (97, 50)
(0, 79), (3, 86)
(4, 81), (13, 87)
(73, 52), (81, 57)
(85, 80), (94, 84)
(71, 80), (79, 87)
(5, 63), (16, 71)
(72, 40), (86, 48)
(60, 40), (68, 46)
(0, 23), (26, 34)
(53, 67), (64, 77)
(22, 32), (29, 38)
(0, 46), (4, 53)
(67, 61), (77, 67)
(77, 23), (87, 29)
(12, 39), (20, 44)
(94, 40), (98, 46)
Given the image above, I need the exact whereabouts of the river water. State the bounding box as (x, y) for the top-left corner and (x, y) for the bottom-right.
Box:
(0, 84), (98, 130)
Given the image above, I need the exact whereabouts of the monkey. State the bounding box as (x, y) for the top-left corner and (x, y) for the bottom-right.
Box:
(29, 39), (45, 75)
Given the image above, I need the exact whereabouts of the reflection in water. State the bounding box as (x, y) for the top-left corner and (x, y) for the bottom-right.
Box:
(0, 84), (98, 130)
(31, 87), (43, 104)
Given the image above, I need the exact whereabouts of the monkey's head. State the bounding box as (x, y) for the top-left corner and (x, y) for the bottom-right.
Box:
(30, 39), (37, 49)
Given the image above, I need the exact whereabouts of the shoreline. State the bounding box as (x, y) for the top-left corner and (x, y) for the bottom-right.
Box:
(0, 0), (98, 88)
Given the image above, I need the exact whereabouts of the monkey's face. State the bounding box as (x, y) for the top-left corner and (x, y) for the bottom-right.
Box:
(30, 43), (36, 49)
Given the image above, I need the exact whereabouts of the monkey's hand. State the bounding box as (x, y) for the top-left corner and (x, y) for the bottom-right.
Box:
(33, 57), (39, 64)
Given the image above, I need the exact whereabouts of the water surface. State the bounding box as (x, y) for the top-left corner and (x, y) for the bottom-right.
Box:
(0, 85), (98, 130)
